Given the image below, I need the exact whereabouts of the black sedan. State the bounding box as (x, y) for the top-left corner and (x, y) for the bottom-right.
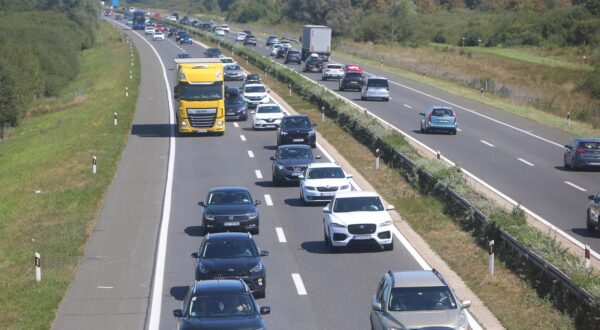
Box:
(173, 279), (270, 330)
(587, 192), (600, 233)
(200, 187), (261, 234)
(277, 115), (317, 148)
(225, 86), (248, 121)
(271, 145), (321, 186)
(204, 47), (222, 58)
(194, 232), (268, 298)
(339, 71), (363, 91)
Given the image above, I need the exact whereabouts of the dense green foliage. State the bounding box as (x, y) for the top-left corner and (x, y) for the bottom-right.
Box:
(0, 0), (100, 132)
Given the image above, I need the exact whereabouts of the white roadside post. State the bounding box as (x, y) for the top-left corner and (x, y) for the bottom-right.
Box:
(114, 112), (118, 126)
(92, 155), (97, 174)
(321, 106), (325, 122)
(35, 252), (41, 283)
(125, 86), (129, 97)
(585, 245), (591, 270)
(289, 83), (292, 96)
(488, 240), (495, 276)
(375, 148), (381, 170)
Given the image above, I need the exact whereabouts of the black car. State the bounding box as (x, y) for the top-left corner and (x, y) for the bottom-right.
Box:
(225, 86), (248, 121)
(243, 73), (261, 87)
(176, 53), (192, 59)
(173, 279), (271, 330)
(271, 145), (321, 186)
(176, 31), (187, 42)
(194, 232), (268, 298)
(200, 187), (261, 234)
(191, 20), (200, 28)
(243, 29), (252, 35)
(168, 27), (178, 37)
(277, 115), (316, 148)
(266, 35), (280, 46)
(201, 22), (211, 30)
(284, 49), (302, 64)
(243, 35), (257, 46)
(303, 58), (324, 73)
(339, 71), (363, 91)
(204, 47), (222, 58)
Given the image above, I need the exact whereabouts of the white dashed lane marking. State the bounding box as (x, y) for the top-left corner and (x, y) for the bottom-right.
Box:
(264, 194), (273, 206)
(403, 104), (412, 109)
(480, 140), (495, 147)
(565, 181), (587, 192)
(255, 170), (263, 179)
(240, 134), (246, 141)
(247, 150), (254, 158)
(517, 158), (535, 167)
(275, 227), (287, 243)
(233, 122), (239, 128)
(291, 273), (307, 295)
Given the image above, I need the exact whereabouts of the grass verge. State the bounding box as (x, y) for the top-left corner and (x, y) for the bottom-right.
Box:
(0, 22), (139, 329)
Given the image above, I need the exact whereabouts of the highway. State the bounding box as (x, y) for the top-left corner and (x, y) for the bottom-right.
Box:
(211, 29), (600, 253)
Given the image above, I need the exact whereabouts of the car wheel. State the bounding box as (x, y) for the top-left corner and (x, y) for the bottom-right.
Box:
(202, 221), (208, 234)
(420, 124), (424, 133)
(311, 142), (316, 149)
(451, 129), (457, 135)
(384, 240), (394, 251)
(587, 212), (596, 233)
(361, 96), (366, 101)
(323, 225), (330, 244)
(254, 289), (266, 299)
(252, 226), (259, 235)
(300, 191), (306, 205)
(384, 98), (389, 102)
(339, 86), (344, 91)
(272, 175), (280, 187)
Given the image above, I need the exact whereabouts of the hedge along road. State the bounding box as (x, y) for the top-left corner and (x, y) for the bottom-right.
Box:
(110, 20), (487, 330)
(218, 31), (600, 254)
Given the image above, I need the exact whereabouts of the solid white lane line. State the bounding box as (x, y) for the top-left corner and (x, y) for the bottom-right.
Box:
(480, 140), (495, 147)
(240, 134), (246, 141)
(565, 181), (587, 192)
(247, 150), (254, 158)
(517, 158), (535, 167)
(233, 122), (239, 128)
(264, 194), (273, 206)
(97, 286), (113, 289)
(291, 273), (307, 295)
(255, 170), (263, 179)
(403, 104), (412, 109)
(275, 227), (287, 243)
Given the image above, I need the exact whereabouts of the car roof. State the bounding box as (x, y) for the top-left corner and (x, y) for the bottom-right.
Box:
(244, 83), (266, 88)
(427, 105), (453, 111)
(225, 86), (239, 93)
(208, 186), (251, 193)
(575, 137), (600, 143)
(278, 144), (311, 150)
(389, 270), (446, 288)
(192, 279), (248, 295)
(366, 76), (387, 81)
(308, 162), (341, 169)
(205, 232), (251, 241)
(334, 191), (379, 198)
(282, 115), (309, 120)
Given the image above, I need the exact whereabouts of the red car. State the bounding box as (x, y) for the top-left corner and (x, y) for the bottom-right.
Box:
(154, 13), (161, 18)
(154, 23), (165, 32)
(344, 64), (363, 74)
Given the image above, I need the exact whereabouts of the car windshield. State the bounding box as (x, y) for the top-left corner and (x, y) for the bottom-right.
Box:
(431, 109), (454, 117)
(201, 239), (258, 258)
(345, 72), (362, 79)
(225, 95), (245, 105)
(388, 286), (458, 312)
(367, 79), (388, 88)
(188, 294), (256, 318)
(245, 86), (266, 93)
(257, 105), (280, 113)
(226, 65), (241, 71)
(278, 147), (312, 159)
(207, 49), (221, 55)
(578, 141), (600, 150)
(179, 82), (223, 101)
(282, 117), (310, 128)
(222, 59), (235, 64)
(306, 167), (344, 179)
(333, 196), (384, 212)
(208, 190), (253, 205)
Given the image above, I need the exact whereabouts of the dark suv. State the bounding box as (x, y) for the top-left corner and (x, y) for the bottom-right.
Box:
(244, 35), (257, 46)
(339, 71), (363, 91)
(277, 115), (317, 148)
(225, 86), (248, 121)
(266, 35), (280, 46)
(173, 279), (271, 330)
(284, 49), (302, 64)
(303, 58), (324, 73)
(204, 47), (222, 58)
(194, 232), (268, 298)
(271, 145), (321, 186)
(200, 187), (261, 234)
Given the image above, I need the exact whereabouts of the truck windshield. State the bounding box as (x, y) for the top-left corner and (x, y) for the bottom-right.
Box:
(179, 82), (223, 101)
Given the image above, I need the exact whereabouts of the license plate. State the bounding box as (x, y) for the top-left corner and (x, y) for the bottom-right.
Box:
(291, 172), (300, 176)
(224, 221), (239, 226)
(438, 120), (448, 123)
(321, 192), (334, 196)
(293, 138), (304, 142)
(227, 112), (234, 115)
(354, 234), (371, 240)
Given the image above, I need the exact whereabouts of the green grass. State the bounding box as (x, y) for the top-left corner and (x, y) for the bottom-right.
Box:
(0, 23), (139, 329)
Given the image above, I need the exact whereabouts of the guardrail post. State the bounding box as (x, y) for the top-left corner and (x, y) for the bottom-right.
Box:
(35, 252), (41, 283)
(585, 245), (591, 270)
(92, 155), (97, 174)
(288, 84), (292, 96)
(321, 106), (325, 122)
(489, 240), (495, 276)
(375, 148), (381, 170)
(114, 112), (118, 126)
(436, 150), (441, 160)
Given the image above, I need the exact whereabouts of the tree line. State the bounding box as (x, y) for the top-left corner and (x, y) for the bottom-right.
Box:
(0, 0), (100, 135)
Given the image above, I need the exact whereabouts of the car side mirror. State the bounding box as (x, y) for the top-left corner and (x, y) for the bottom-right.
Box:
(298, 175), (304, 180)
(191, 252), (199, 259)
(322, 206), (330, 214)
(371, 295), (382, 311)
(589, 195), (596, 200)
(260, 250), (269, 257)
(173, 309), (183, 317)
(251, 111), (256, 114)
(259, 306), (271, 315)
(387, 205), (395, 211)
(270, 156), (275, 161)
(419, 112), (425, 116)
(267, 89), (271, 93)
(255, 200), (261, 205)
(346, 174), (353, 179)
(564, 144), (571, 149)
(315, 155), (321, 159)
(461, 300), (472, 309)
(198, 201), (206, 207)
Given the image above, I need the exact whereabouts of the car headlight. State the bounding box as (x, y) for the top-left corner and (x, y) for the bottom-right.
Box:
(455, 311), (469, 330)
(204, 213), (214, 220)
(277, 164), (285, 170)
(340, 185), (350, 190)
(198, 263), (210, 274)
(249, 262), (263, 273)
(331, 222), (346, 228)
(280, 131), (288, 135)
(380, 220), (392, 227)
(305, 186), (316, 191)
(248, 212), (258, 220)
(308, 130), (315, 135)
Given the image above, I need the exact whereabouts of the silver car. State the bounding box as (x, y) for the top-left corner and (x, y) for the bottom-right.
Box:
(224, 64), (245, 81)
(371, 270), (471, 330)
(587, 192), (600, 233)
(361, 76), (389, 101)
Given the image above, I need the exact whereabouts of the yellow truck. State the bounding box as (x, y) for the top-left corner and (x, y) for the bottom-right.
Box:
(173, 58), (225, 135)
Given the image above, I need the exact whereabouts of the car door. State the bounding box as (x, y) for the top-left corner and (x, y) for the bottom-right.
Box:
(372, 277), (392, 330)
(371, 277), (386, 329)
(566, 140), (577, 165)
(592, 193), (600, 218)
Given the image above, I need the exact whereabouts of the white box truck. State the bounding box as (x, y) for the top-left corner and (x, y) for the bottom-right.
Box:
(301, 25), (332, 61)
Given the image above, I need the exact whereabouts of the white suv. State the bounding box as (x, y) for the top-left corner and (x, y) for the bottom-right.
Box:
(153, 31), (165, 41)
(145, 26), (155, 35)
(322, 63), (344, 81)
(323, 191), (394, 252)
(252, 103), (284, 130)
(243, 83), (270, 108)
(300, 163), (352, 204)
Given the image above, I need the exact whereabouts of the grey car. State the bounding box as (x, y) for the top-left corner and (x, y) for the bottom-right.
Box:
(361, 76), (389, 101)
(271, 145), (321, 186)
(224, 64), (245, 81)
(370, 270), (471, 330)
(564, 138), (600, 170)
(587, 192), (600, 233)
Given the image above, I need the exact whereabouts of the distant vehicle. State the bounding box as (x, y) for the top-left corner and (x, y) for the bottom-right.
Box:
(132, 10), (146, 30)
(271, 145), (321, 186)
(153, 13), (161, 18)
(180, 17), (189, 25)
(154, 23), (165, 32)
(243, 84), (271, 109)
(302, 25), (332, 61)
(204, 48), (221, 58)
(199, 187), (261, 234)
(564, 138), (600, 170)
(303, 57), (324, 73)
(191, 20), (200, 28)
(243, 73), (261, 87)
(323, 191), (394, 251)
(271, 44), (282, 57)
(344, 63), (363, 73)
(152, 31), (165, 41)
(588, 192), (600, 233)
(201, 23), (212, 30)
(370, 270), (471, 329)
(243, 29), (252, 35)
(224, 64), (245, 81)
(194, 232), (268, 298)
(284, 49), (302, 64)
(179, 33), (192, 44)
(172, 12), (179, 20)
(299, 163), (352, 204)
(115, 14), (122, 20)
(276, 43), (292, 58)
(252, 103), (283, 130)
(419, 106), (458, 135)
(219, 57), (235, 65)
(361, 76), (389, 101)
(235, 32), (247, 42)
(339, 71), (363, 91)
(220, 24), (230, 33)
(214, 28), (225, 36)
(176, 53), (191, 59)
(168, 27), (178, 37)
(176, 31), (186, 42)
(266, 35), (280, 46)
(277, 115), (317, 148)
(172, 279), (271, 329)
(322, 63), (344, 80)
(144, 26), (155, 35)
(166, 16), (177, 22)
(244, 35), (257, 46)
(225, 86), (248, 121)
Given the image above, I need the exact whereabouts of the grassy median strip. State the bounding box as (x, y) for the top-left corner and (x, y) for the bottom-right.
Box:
(215, 46), (576, 329)
(0, 23), (139, 329)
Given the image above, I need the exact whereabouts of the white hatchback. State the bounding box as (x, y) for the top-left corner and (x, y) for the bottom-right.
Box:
(145, 26), (155, 35)
(153, 31), (165, 41)
(243, 83), (270, 108)
(300, 163), (352, 204)
(252, 104), (284, 130)
(236, 32), (247, 42)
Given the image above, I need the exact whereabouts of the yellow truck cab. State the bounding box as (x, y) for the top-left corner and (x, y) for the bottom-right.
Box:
(174, 58), (225, 135)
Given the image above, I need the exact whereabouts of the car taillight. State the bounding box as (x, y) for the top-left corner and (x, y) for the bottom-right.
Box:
(576, 149), (588, 154)
(428, 112), (433, 123)
(452, 112), (457, 124)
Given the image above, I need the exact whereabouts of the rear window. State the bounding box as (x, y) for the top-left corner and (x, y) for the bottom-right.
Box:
(327, 64), (343, 69)
(367, 79), (388, 88)
(282, 117), (311, 128)
(288, 50), (299, 55)
(578, 141), (600, 150)
(345, 72), (362, 78)
(431, 108), (454, 117)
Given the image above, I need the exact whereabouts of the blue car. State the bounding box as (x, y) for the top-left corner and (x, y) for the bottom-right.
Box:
(419, 106), (457, 135)
(564, 138), (600, 170)
(180, 34), (193, 44)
